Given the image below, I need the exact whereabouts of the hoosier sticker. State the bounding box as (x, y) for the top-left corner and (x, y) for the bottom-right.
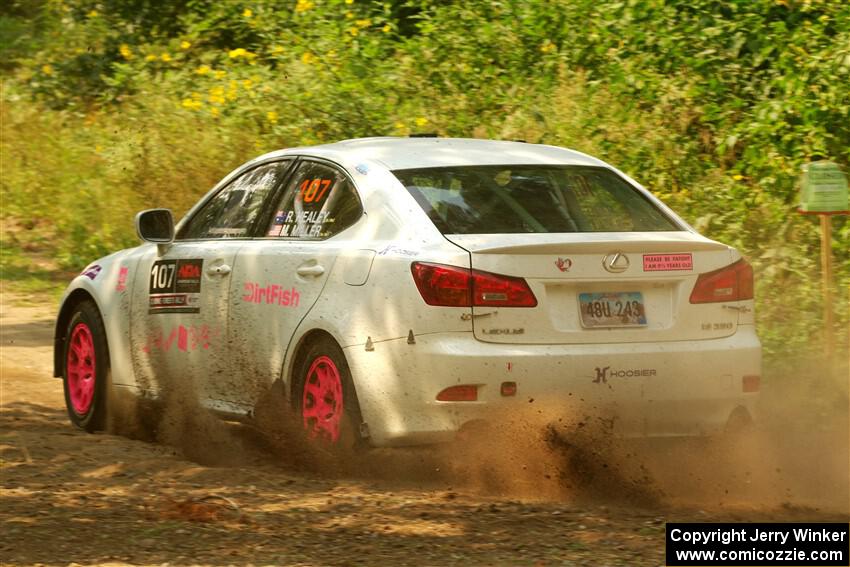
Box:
(643, 253), (693, 271)
(149, 259), (203, 314)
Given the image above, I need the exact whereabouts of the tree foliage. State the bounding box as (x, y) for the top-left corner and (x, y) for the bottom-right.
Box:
(1, 0), (848, 356)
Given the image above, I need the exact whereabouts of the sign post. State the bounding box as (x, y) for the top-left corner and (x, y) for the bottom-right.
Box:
(799, 161), (849, 359)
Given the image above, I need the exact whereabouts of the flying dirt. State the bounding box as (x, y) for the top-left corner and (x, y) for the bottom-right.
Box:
(1, 294), (847, 566)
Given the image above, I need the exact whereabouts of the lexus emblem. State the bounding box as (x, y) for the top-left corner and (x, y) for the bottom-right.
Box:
(603, 252), (630, 273)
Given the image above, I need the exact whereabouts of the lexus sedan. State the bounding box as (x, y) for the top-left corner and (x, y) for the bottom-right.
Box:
(54, 137), (761, 447)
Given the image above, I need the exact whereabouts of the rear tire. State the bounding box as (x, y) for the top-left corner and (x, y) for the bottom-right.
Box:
(62, 301), (109, 432)
(293, 337), (364, 452)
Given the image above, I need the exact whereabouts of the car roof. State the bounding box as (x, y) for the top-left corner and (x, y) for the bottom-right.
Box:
(259, 137), (607, 171)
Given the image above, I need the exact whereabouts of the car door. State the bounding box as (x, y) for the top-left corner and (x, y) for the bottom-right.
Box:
(222, 159), (365, 409)
(129, 160), (293, 410)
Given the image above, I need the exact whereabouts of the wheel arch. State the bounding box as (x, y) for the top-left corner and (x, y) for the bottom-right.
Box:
(283, 328), (342, 401)
(54, 288), (103, 377)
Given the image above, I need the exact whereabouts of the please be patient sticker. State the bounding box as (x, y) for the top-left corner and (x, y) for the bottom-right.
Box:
(643, 253), (693, 271)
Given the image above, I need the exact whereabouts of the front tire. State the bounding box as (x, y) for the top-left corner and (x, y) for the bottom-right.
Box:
(62, 301), (109, 432)
(293, 337), (363, 451)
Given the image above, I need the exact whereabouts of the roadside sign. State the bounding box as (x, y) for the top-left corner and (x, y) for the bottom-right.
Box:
(798, 161), (848, 359)
(799, 161), (849, 213)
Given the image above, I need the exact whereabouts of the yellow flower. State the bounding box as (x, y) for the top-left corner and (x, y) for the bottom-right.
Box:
(382, 24), (391, 33)
(394, 121), (405, 131)
(196, 65), (211, 75)
(266, 111), (279, 124)
(228, 47), (256, 59)
(355, 18), (371, 28)
(732, 174), (744, 181)
(87, 9), (98, 18)
(345, 0), (353, 4)
(214, 69), (227, 79)
(345, 11), (353, 18)
(271, 45), (284, 54)
(181, 98), (202, 110)
(180, 40), (192, 50)
(210, 107), (220, 117)
(242, 78), (254, 89)
(295, 0), (314, 12)
(95, 145), (103, 153)
(540, 40), (556, 54)
(208, 86), (225, 104)
(145, 54), (157, 62)
(119, 44), (133, 60)
(161, 53), (172, 62)
(301, 52), (315, 65)
(243, 8), (253, 18)
(41, 64), (54, 75)
(415, 116), (428, 127)
(348, 26), (359, 37)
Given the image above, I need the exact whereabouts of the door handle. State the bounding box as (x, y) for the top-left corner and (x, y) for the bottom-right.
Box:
(207, 264), (232, 276)
(296, 264), (325, 277)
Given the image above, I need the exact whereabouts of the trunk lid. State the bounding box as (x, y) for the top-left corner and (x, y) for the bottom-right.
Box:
(446, 232), (737, 344)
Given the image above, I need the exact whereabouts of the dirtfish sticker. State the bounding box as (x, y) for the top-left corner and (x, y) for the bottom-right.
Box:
(242, 282), (300, 307)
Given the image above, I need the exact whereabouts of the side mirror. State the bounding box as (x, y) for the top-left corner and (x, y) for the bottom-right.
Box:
(135, 209), (175, 244)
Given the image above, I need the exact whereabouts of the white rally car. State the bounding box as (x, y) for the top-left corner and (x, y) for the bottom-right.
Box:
(54, 137), (761, 447)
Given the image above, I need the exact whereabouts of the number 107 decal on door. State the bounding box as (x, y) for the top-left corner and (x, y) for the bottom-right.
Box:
(149, 259), (203, 314)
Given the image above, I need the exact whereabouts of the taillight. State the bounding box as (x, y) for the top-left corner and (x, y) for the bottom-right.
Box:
(689, 259), (754, 304)
(410, 262), (472, 306)
(411, 262), (537, 307)
(471, 267), (538, 307)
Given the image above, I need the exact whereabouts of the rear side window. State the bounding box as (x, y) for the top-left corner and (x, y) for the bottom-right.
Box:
(392, 165), (680, 234)
(264, 160), (362, 239)
(179, 161), (290, 240)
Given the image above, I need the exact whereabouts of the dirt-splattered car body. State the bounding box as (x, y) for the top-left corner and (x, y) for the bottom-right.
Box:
(54, 137), (761, 446)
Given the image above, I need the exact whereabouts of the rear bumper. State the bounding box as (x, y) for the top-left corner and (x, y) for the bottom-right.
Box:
(344, 328), (761, 447)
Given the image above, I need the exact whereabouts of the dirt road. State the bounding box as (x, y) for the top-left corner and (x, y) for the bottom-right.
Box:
(1, 294), (848, 566)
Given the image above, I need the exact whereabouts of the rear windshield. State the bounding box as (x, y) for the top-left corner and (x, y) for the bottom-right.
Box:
(392, 165), (681, 234)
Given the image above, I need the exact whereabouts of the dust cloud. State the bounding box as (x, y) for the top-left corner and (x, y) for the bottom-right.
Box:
(110, 357), (849, 517)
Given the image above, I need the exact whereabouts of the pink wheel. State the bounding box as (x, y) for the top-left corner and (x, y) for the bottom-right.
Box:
(62, 301), (108, 432)
(67, 322), (96, 414)
(301, 355), (345, 443)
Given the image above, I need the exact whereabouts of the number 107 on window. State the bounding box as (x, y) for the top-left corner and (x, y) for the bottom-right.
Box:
(299, 179), (333, 203)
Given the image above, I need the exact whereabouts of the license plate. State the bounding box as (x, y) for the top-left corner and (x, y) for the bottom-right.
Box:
(578, 292), (647, 328)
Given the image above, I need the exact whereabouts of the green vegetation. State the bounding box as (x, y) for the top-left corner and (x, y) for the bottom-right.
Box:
(1, 0), (848, 359)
